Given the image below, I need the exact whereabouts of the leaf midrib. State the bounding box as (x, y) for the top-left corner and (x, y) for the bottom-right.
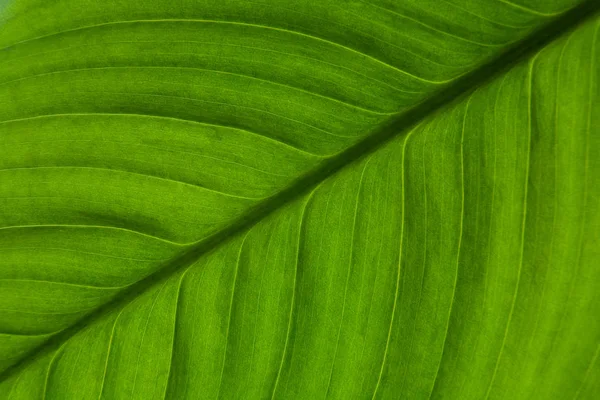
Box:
(1, 0), (598, 383)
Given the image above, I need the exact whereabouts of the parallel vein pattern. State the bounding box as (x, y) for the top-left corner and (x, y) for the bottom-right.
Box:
(0, 0), (583, 373)
(0, 12), (597, 398)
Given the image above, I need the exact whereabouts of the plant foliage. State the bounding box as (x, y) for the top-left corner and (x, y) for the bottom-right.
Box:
(0, 0), (598, 398)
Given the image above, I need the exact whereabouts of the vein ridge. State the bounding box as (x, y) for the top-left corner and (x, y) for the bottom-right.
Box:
(0, 1), (596, 384)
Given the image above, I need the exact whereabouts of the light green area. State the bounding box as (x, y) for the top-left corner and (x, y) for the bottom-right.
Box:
(0, 0), (598, 398)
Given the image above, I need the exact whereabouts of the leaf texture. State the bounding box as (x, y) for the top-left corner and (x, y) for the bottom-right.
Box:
(0, 0), (585, 371)
(0, 0), (598, 399)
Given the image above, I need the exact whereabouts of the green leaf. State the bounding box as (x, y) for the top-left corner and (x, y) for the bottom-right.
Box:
(0, 0), (598, 399)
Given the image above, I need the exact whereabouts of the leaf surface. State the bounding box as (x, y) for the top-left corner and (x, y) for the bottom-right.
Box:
(0, 0), (598, 399)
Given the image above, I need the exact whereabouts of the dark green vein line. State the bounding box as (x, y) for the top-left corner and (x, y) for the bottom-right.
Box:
(1, 0), (598, 384)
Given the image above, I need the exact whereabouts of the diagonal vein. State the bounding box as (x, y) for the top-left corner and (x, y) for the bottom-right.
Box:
(0, 1), (597, 384)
